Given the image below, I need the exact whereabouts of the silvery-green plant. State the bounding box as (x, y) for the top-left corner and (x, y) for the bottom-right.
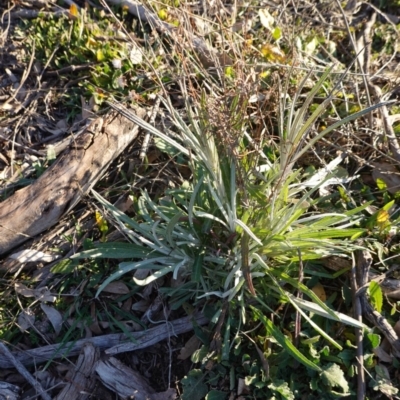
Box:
(72, 67), (386, 368)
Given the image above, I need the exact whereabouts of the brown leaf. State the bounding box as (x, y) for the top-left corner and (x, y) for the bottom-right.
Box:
(102, 281), (129, 294)
(121, 320), (142, 332)
(96, 357), (155, 400)
(89, 321), (103, 335)
(17, 310), (35, 332)
(67, 318), (92, 338)
(177, 334), (201, 360)
(15, 283), (56, 302)
(237, 377), (250, 395)
(372, 162), (400, 194)
(114, 193), (134, 213)
(81, 95), (96, 120)
(122, 297), (133, 313)
(254, 344), (269, 379)
(311, 282), (327, 302)
(41, 304), (63, 336)
(373, 346), (393, 363)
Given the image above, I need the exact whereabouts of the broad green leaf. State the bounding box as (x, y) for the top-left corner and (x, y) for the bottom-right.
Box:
(338, 349), (355, 368)
(206, 390), (228, 400)
(272, 27), (282, 41)
(181, 369), (208, 400)
(368, 281), (383, 312)
(376, 178), (387, 190)
(320, 363), (350, 395)
(191, 346), (210, 363)
(268, 380), (295, 400)
(96, 49), (104, 61)
(158, 8), (168, 20)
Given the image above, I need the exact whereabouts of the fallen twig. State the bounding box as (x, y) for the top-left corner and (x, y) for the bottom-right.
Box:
(0, 313), (208, 368)
(356, 250), (400, 358)
(0, 341), (52, 400)
(368, 83), (400, 162)
(350, 253), (365, 400)
(362, 12), (400, 162)
(4, 9), (68, 20)
(140, 96), (161, 161)
(0, 108), (145, 256)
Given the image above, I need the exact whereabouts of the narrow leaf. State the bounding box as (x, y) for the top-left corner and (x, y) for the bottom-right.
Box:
(252, 307), (322, 372)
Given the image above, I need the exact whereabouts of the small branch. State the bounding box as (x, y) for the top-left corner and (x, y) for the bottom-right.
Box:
(333, 0), (372, 109)
(140, 96), (161, 161)
(4, 9), (68, 20)
(368, 83), (400, 162)
(0, 313), (208, 368)
(0, 109), (144, 255)
(362, 12), (400, 162)
(42, 63), (97, 77)
(350, 253), (365, 400)
(0, 341), (52, 400)
(356, 250), (400, 358)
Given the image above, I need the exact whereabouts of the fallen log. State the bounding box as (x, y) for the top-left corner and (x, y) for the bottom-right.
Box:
(54, 343), (99, 400)
(0, 313), (208, 368)
(95, 357), (177, 400)
(0, 107), (145, 256)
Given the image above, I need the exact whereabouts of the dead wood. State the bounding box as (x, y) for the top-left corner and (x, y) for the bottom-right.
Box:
(96, 357), (176, 400)
(0, 108), (145, 257)
(0, 313), (208, 369)
(0, 381), (20, 400)
(0, 341), (51, 400)
(55, 343), (100, 400)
